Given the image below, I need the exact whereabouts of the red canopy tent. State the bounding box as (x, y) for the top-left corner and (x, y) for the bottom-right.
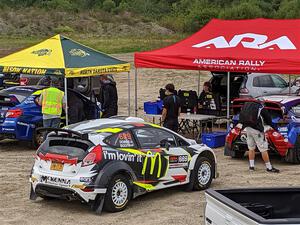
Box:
(134, 18), (300, 117)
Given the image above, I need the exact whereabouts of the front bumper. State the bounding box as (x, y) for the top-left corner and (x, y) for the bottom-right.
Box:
(30, 172), (107, 203)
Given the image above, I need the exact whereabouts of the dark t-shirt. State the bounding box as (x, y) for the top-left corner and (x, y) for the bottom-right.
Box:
(198, 91), (213, 109)
(163, 94), (181, 120)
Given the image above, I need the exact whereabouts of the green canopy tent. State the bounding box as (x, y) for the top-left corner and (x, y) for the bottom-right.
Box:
(0, 34), (131, 124)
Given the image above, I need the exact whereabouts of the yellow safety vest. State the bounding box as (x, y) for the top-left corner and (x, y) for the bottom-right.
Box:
(41, 87), (64, 116)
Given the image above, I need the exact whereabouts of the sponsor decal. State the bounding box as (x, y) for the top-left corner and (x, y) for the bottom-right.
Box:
(69, 48), (90, 57)
(192, 33), (296, 50)
(31, 49), (52, 56)
(118, 132), (134, 148)
(40, 175), (71, 186)
(103, 150), (143, 162)
(142, 151), (162, 178)
(169, 155), (188, 164)
(2, 128), (15, 131)
(2, 66), (47, 75)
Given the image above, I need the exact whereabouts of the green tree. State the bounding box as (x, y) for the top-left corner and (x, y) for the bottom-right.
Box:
(219, 1), (263, 19)
(276, 0), (300, 18)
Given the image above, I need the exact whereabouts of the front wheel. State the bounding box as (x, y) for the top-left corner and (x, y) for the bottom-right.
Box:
(104, 174), (132, 212)
(192, 157), (214, 191)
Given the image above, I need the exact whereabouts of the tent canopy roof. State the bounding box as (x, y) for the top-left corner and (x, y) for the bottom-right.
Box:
(135, 19), (300, 74)
(0, 34), (130, 77)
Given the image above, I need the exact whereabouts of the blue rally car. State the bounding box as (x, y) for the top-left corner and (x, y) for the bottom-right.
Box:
(225, 95), (300, 164)
(0, 86), (100, 147)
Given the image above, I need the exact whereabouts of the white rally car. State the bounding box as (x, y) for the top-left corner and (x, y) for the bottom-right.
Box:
(29, 117), (218, 214)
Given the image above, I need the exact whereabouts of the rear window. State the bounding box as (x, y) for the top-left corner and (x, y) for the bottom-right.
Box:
(0, 88), (34, 103)
(38, 139), (91, 160)
(253, 76), (274, 87)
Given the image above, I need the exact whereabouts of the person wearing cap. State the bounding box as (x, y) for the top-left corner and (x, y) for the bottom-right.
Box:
(162, 83), (181, 132)
(38, 77), (66, 128)
(99, 74), (118, 118)
(198, 81), (214, 132)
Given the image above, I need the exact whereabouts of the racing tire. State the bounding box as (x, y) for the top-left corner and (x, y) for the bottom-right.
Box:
(192, 157), (213, 191)
(32, 128), (44, 149)
(285, 148), (300, 164)
(231, 151), (245, 159)
(104, 174), (132, 212)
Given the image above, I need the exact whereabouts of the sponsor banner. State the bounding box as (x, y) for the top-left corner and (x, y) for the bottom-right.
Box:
(65, 63), (130, 78)
(0, 66), (64, 76)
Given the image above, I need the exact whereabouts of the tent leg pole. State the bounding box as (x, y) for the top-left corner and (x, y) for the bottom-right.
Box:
(135, 68), (138, 117)
(227, 72), (230, 128)
(128, 72), (131, 116)
(64, 77), (68, 126)
(198, 71), (201, 95)
(289, 75), (291, 95)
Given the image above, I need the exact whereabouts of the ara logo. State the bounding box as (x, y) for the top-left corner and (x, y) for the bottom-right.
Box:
(192, 33), (296, 50)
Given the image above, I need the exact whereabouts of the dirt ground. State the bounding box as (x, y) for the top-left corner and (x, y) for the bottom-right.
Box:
(1, 53), (300, 225)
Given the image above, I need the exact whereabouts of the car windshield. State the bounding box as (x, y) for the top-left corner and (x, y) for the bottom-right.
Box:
(0, 87), (35, 103)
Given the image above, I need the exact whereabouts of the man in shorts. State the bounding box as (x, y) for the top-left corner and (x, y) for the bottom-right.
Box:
(239, 101), (280, 173)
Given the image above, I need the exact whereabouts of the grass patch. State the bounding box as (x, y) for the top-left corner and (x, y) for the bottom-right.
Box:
(0, 34), (187, 55)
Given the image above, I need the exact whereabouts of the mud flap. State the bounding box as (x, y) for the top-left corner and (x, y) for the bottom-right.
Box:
(91, 195), (105, 215)
(29, 184), (37, 200)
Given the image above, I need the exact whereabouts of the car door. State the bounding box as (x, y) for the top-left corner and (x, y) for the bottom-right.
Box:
(270, 74), (292, 94)
(133, 128), (190, 189)
(251, 75), (275, 97)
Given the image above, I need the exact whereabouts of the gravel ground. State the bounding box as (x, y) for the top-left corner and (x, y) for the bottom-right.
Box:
(0, 139), (299, 225)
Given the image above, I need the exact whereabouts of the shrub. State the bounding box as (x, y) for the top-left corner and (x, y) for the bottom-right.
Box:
(102, 0), (116, 12)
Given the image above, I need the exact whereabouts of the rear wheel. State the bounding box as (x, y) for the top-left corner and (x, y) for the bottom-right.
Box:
(285, 148), (300, 164)
(192, 157), (214, 191)
(104, 174), (132, 212)
(231, 151), (245, 159)
(32, 127), (44, 149)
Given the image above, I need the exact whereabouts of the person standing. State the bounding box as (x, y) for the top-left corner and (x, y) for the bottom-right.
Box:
(239, 101), (280, 173)
(99, 74), (118, 118)
(198, 81), (214, 132)
(162, 83), (181, 132)
(38, 78), (65, 128)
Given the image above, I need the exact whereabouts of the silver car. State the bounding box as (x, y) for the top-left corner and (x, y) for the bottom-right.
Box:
(210, 72), (298, 100)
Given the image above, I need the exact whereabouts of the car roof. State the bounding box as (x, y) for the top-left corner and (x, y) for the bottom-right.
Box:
(66, 118), (159, 134)
(3, 85), (45, 92)
(258, 95), (300, 105)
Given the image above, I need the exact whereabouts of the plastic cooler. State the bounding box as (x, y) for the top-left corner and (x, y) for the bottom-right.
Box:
(144, 101), (163, 114)
(202, 131), (227, 148)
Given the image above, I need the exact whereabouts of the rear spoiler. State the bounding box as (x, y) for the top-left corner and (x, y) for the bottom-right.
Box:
(36, 127), (89, 141)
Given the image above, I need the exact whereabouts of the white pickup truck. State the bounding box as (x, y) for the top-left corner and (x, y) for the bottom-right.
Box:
(205, 188), (300, 225)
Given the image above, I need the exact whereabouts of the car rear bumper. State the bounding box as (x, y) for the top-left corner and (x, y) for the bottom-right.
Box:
(0, 119), (34, 141)
(30, 171), (106, 203)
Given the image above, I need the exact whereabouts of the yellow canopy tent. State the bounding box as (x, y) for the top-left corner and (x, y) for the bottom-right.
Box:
(0, 34), (131, 123)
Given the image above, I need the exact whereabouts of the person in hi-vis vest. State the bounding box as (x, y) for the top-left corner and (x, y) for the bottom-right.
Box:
(38, 77), (66, 128)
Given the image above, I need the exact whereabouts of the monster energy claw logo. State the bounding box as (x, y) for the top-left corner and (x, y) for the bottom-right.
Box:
(32, 49), (52, 56)
(142, 151), (162, 178)
(69, 49), (90, 57)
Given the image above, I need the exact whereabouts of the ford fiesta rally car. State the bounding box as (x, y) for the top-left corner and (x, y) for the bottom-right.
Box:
(225, 95), (300, 163)
(0, 86), (100, 147)
(29, 117), (217, 213)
